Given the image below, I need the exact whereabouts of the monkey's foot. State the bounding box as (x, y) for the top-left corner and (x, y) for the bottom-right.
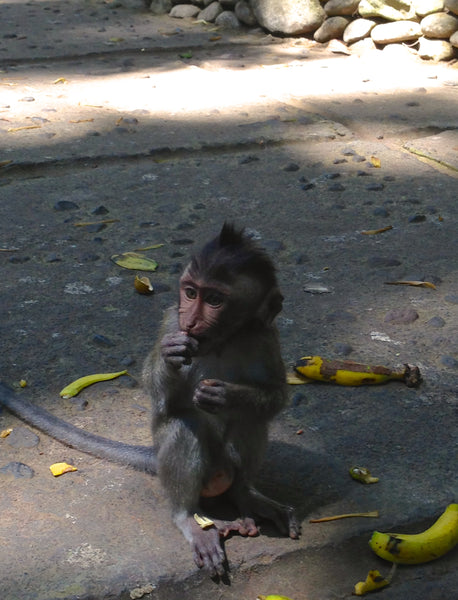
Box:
(232, 486), (301, 540)
(213, 517), (258, 538)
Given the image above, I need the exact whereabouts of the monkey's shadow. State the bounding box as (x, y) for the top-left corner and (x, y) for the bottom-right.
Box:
(201, 440), (345, 538)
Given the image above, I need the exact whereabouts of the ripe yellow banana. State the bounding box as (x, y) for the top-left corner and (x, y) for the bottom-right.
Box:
(294, 356), (421, 387)
(59, 370), (128, 398)
(370, 503), (458, 564)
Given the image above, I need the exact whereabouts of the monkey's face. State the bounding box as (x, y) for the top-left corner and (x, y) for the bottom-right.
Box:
(178, 273), (230, 340)
(178, 268), (273, 347)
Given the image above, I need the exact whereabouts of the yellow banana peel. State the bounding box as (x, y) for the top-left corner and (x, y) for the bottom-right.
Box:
(370, 503), (458, 564)
(59, 370), (128, 398)
(349, 466), (379, 484)
(294, 356), (421, 388)
(353, 565), (395, 596)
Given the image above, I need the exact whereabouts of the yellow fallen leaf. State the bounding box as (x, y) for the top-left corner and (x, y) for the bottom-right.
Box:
(310, 510), (379, 523)
(0, 428), (13, 438)
(53, 77), (68, 84)
(370, 156), (381, 168)
(19, 379), (27, 388)
(0, 160), (12, 168)
(193, 514), (215, 529)
(111, 252), (158, 271)
(109, 37), (125, 43)
(385, 280), (436, 289)
(50, 462), (78, 477)
(69, 118), (94, 123)
(361, 225), (392, 235)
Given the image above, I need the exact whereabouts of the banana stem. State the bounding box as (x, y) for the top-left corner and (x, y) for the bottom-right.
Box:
(310, 510), (379, 523)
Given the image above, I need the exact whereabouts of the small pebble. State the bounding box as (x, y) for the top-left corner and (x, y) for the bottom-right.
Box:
(301, 182), (315, 191)
(328, 183), (345, 191)
(427, 316), (445, 328)
(373, 207), (390, 217)
(92, 205), (109, 215)
(333, 343), (353, 356)
(54, 200), (79, 211)
(6, 427), (39, 448)
(0, 461), (34, 478)
(283, 162), (300, 172)
(367, 256), (401, 268)
(239, 155), (259, 164)
(440, 356), (458, 368)
(83, 223), (107, 233)
(408, 214), (426, 223)
(384, 308), (419, 325)
(444, 294), (458, 305)
(92, 334), (115, 347)
(366, 183), (385, 191)
(9, 255), (31, 264)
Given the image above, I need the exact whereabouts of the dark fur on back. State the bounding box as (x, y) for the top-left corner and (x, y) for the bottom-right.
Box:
(189, 223), (278, 289)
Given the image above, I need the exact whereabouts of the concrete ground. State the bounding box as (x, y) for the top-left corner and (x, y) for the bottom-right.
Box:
(0, 1), (457, 599)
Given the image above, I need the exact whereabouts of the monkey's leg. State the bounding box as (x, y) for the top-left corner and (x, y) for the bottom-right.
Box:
(228, 482), (300, 540)
(155, 419), (227, 577)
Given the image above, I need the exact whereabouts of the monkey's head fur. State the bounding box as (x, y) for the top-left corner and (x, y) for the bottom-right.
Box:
(183, 223), (283, 336)
(190, 223), (278, 290)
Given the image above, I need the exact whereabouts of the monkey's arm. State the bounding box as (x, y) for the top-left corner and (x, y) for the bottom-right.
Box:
(0, 382), (157, 474)
(193, 378), (286, 418)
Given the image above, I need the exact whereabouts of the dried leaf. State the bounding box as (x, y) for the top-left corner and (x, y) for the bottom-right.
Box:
(0, 428), (13, 438)
(0, 160), (12, 168)
(50, 462), (78, 477)
(385, 280), (436, 289)
(69, 118), (94, 123)
(134, 243), (164, 251)
(361, 225), (392, 235)
(310, 510), (379, 523)
(74, 218), (119, 226)
(370, 156), (381, 168)
(7, 125), (41, 133)
(111, 252), (158, 271)
(109, 37), (125, 43)
(53, 77), (68, 84)
(209, 36), (221, 41)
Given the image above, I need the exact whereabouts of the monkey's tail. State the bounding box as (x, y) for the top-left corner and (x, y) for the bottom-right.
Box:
(0, 383), (157, 475)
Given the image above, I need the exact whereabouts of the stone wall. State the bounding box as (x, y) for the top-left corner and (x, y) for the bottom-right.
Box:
(148, 0), (458, 61)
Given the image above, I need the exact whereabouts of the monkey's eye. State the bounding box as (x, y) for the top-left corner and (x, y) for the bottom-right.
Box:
(205, 292), (224, 308)
(184, 287), (197, 300)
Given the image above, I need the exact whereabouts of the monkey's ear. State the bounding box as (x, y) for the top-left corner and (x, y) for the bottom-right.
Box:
(256, 287), (283, 325)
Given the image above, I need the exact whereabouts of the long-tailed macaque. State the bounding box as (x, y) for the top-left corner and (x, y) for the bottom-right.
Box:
(0, 223), (299, 576)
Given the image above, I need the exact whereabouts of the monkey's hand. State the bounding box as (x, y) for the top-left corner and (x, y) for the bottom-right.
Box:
(193, 379), (230, 413)
(161, 331), (199, 368)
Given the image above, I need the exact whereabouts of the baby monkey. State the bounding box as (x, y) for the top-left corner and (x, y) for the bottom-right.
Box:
(0, 223), (300, 576)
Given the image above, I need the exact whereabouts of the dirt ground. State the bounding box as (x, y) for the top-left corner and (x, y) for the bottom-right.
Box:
(0, 2), (457, 599)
